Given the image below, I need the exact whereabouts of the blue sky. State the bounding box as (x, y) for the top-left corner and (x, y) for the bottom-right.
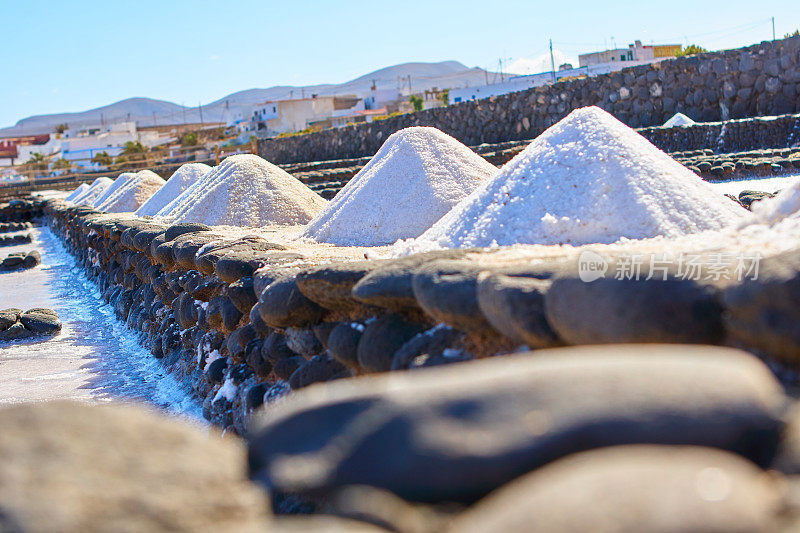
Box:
(1, 0), (796, 128)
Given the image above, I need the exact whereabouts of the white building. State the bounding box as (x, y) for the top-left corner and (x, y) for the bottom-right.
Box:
(450, 40), (681, 105)
(54, 122), (172, 169)
(579, 40), (680, 68)
(250, 95), (363, 137)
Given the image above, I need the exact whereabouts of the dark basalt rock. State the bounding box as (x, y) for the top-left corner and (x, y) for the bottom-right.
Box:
(19, 308), (62, 335)
(289, 352), (349, 390)
(0, 308), (21, 330)
(723, 248), (800, 363)
(392, 325), (465, 371)
(352, 250), (473, 312)
(223, 276), (258, 315)
(545, 274), (725, 345)
(132, 226), (167, 254)
(327, 322), (364, 368)
(248, 345), (784, 503)
(245, 339), (272, 379)
(295, 261), (380, 313)
(164, 223), (211, 241)
(206, 357), (229, 385)
(195, 238), (286, 276)
(273, 356), (307, 381)
(257, 275), (328, 329)
(246, 382), (270, 411)
(357, 314), (426, 373)
(0, 322), (33, 340)
(261, 332), (295, 363)
(172, 233), (218, 270)
(412, 260), (496, 336)
(448, 446), (783, 533)
(215, 250), (304, 284)
(476, 272), (561, 348)
(249, 305), (272, 337)
(312, 322), (338, 349)
(189, 276), (226, 302)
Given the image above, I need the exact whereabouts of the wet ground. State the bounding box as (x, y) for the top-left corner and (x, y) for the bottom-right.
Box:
(0, 224), (200, 418)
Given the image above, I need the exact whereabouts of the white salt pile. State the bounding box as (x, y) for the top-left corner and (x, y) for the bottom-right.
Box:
(95, 170), (166, 213)
(663, 112), (695, 127)
(135, 163), (211, 217)
(89, 172), (136, 208)
(159, 154), (327, 227)
(301, 127), (497, 246)
(402, 106), (748, 251)
(65, 183), (89, 202)
(750, 177), (800, 225)
(72, 177), (113, 206)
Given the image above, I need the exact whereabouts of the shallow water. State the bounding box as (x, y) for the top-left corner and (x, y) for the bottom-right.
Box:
(0, 225), (200, 418)
(709, 173), (799, 196)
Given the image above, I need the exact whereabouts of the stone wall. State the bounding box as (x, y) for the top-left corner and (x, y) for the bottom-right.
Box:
(259, 36), (800, 164)
(42, 195), (800, 437)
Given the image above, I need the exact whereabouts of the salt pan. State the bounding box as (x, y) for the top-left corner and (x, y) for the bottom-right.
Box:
(135, 163), (211, 217)
(302, 127), (497, 246)
(404, 106), (748, 251)
(161, 154), (327, 227)
(95, 170), (166, 213)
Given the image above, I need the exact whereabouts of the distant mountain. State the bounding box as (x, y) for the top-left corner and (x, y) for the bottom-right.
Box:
(1, 61), (513, 136)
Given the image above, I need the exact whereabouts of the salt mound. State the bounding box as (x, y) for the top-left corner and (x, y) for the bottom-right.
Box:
(405, 106), (748, 250)
(663, 112), (695, 127)
(162, 154), (327, 227)
(95, 170), (167, 213)
(301, 127), (497, 246)
(65, 183), (89, 202)
(73, 177), (113, 206)
(135, 163), (211, 217)
(750, 178), (800, 225)
(89, 173), (136, 208)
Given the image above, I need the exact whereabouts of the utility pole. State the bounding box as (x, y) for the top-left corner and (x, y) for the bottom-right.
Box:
(152, 112), (157, 127)
(198, 103), (204, 125)
(407, 75), (412, 95)
(772, 16), (776, 40)
(549, 39), (556, 83)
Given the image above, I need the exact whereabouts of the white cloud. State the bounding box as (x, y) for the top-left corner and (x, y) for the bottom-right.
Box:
(209, 54), (220, 61)
(507, 50), (577, 75)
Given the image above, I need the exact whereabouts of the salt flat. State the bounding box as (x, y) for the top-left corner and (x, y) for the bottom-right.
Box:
(0, 226), (199, 417)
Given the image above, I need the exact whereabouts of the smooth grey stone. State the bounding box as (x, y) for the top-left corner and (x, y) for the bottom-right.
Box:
(412, 260), (497, 336)
(0, 308), (22, 330)
(328, 322), (364, 368)
(216, 249), (303, 284)
(723, 249), (800, 364)
(257, 275), (327, 329)
(391, 325), (463, 371)
(295, 261), (380, 313)
(0, 402), (270, 531)
(476, 272), (561, 348)
(449, 446), (782, 533)
(248, 345), (784, 503)
(357, 314), (426, 373)
(289, 352), (349, 390)
(19, 308), (62, 335)
(164, 222), (211, 241)
(546, 275), (724, 345)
